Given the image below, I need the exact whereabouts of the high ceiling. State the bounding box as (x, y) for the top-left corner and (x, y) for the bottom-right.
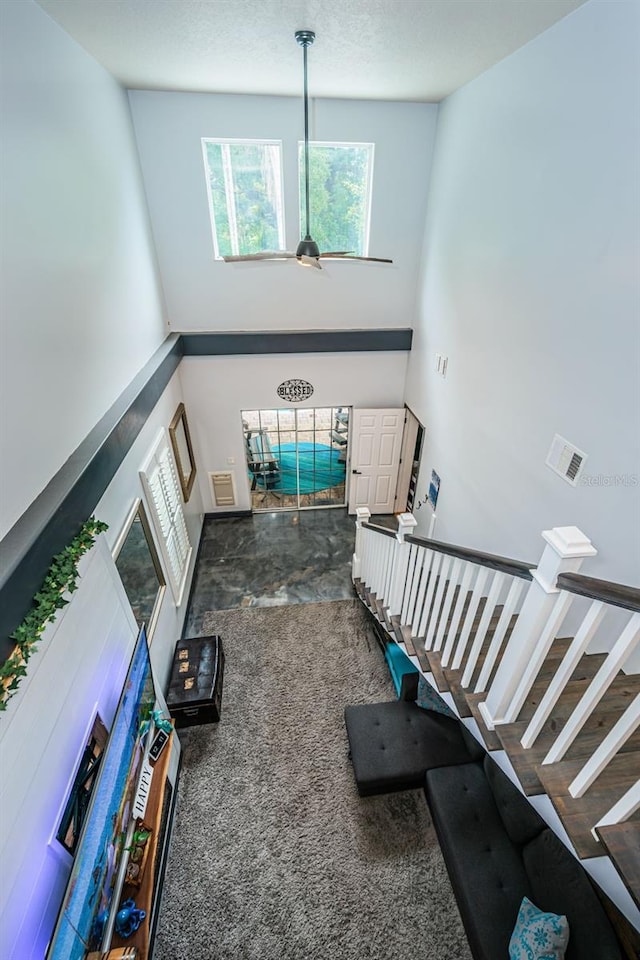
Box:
(36, 0), (587, 102)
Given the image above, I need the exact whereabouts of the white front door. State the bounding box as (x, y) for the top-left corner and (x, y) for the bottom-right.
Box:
(348, 408), (405, 514)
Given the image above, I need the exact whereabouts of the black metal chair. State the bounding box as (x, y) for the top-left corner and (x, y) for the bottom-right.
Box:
(245, 430), (281, 494)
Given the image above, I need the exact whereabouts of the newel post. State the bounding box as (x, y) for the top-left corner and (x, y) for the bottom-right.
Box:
(352, 507), (371, 581)
(479, 526), (597, 730)
(387, 512), (418, 617)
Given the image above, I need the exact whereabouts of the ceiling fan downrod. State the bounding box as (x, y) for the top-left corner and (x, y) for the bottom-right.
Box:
(295, 30), (320, 259)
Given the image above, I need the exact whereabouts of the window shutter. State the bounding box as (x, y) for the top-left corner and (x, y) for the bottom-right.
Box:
(141, 433), (192, 603)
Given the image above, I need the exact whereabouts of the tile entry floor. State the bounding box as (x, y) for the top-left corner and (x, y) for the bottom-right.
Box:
(183, 508), (360, 637)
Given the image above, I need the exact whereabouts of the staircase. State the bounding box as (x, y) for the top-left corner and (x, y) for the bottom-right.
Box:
(352, 509), (640, 937)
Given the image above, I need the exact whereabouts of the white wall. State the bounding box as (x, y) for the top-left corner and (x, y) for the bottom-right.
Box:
(95, 367), (204, 688)
(405, 0), (640, 586)
(0, 367), (202, 959)
(181, 352), (409, 512)
(0, 540), (139, 960)
(0, 0), (168, 540)
(127, 91), (437, 332)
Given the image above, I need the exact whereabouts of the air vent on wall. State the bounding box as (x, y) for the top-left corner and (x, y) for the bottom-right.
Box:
(210, 471), (236, 506)
(545, 434), (587, 487)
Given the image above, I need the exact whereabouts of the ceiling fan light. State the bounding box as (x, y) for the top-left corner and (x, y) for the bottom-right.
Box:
(296, 236), (320, 258)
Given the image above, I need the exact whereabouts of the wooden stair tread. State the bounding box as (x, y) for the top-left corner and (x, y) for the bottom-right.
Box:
(388, 615), (418, 659)
(439, 610), (510, 689)
(415, 649), (432, 674)
(426, 650), (458, 700)
(596, 821), (640, 911)
(492, 637), (577, 729)
(536, 751), (640, 859)
(445, 613), (520, 692)
(439, 636), (575, 754)
(427, 592), (488, 659)
(497, 664), (640, 795)
(444, 628), (571, 690)
(400, 624), (417, 657)
(465, 690), (502, 750)
(353, 577), (366, 600)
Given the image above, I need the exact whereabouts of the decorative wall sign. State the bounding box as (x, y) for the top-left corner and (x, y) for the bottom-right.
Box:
(277, 379), (314, 403)
(428, 470), (441, 510)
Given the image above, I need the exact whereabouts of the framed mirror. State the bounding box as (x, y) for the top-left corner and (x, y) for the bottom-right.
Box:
(169, 402), (196, 501)
(113, 500), (166, 643)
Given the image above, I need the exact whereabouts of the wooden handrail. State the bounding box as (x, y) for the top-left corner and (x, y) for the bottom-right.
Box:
(404, 534), (534, 580)
(557, 572), (640, 612)
(362, 521), (398, 540)
(362, 521), (534, 578)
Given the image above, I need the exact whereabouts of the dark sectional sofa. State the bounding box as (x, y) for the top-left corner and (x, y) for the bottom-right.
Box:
(344, 695), (623, 960)
(426, 754), (622, 960)
(344, 697), (483, 796)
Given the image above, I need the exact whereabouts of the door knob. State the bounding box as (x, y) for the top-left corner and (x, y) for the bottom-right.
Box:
(352, 469), (362, 475)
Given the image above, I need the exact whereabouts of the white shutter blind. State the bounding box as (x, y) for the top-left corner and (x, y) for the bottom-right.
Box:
(141, 433), (192, 603)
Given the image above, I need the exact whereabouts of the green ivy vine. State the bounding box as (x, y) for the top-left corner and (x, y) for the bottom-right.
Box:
(0, 516), (108, 712)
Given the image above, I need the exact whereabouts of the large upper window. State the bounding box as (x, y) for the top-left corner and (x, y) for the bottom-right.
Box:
(299, 141), (374, 256)
(202, 139), (285, 258)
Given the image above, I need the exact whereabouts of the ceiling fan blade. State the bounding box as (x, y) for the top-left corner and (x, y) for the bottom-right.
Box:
(320, 253), (393, 263)
(222, 251), (296, 262)
(332, 255), (394, 264)
(317, 251), (354, 258)
(299, 255), (322, 270)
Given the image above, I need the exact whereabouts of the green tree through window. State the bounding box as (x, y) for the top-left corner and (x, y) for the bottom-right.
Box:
(299, 142), (374, 256)
(202, 140), (285, 258)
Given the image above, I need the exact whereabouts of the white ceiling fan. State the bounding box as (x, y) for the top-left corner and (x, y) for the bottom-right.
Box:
(223, 30), (393, 271)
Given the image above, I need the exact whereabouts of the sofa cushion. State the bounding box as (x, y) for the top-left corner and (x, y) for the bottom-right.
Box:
(425, 761), (534, 960)
(509, 896), (569, 960)
(523, 829), (622, 960)
(344, 699), (477, 796)
(483, 754), (546, 846)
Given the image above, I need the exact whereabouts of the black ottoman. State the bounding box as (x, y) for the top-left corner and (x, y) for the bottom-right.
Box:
(344, 699), (483, 797)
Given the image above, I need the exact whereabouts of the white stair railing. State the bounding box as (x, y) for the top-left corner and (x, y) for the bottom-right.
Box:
(354, 514), (640, 842)
(460, 571), (506, 687)
(433, 558), (463, 652)
(451, 567), (490, 669)
(594, 780), (640, 835)
(479, 527), (597, 731)
(521, 599), (607, 748)
(352, 506), (371, 580)
(387, 514), (418, 617)
(569, 692), (640, 798)
(440, 562), (476, 667)
(543, 611), (640, 765)
(475, 578), (526, 693)
(414, 550), (440, 640)
(424, 554), (453, 649)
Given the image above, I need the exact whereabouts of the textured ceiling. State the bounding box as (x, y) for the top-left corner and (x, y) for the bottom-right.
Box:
(36, 0), (587, 102)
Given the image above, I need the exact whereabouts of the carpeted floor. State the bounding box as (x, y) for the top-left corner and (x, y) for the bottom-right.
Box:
(154, 600), (471, 960)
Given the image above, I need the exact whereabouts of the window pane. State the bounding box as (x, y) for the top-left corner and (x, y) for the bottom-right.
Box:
(299, 143), (374, 256)
(203, 140), (285, 258)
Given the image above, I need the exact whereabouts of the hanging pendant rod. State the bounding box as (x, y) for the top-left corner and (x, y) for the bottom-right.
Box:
(295, 30), (319, 259)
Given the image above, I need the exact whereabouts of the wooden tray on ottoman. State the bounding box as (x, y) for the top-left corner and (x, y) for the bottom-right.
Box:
(166, 635), (224, 727)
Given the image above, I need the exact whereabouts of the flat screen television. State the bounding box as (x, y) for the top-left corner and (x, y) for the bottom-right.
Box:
(46, 625), (156, 960)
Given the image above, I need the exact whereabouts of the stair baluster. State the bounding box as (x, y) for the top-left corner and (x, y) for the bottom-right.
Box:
(543, 612), (640, 764)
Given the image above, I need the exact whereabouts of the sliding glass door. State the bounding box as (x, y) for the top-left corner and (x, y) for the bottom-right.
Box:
(242, 407), (349, 511)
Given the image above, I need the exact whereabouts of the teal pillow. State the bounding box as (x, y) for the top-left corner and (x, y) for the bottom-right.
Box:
(509, 896), (569, 960)
(415, 675), (456, 719)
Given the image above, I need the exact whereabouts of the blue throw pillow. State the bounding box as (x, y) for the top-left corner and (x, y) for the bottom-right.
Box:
(415, 675), (456, 719)
(509, 896), (569, 960)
